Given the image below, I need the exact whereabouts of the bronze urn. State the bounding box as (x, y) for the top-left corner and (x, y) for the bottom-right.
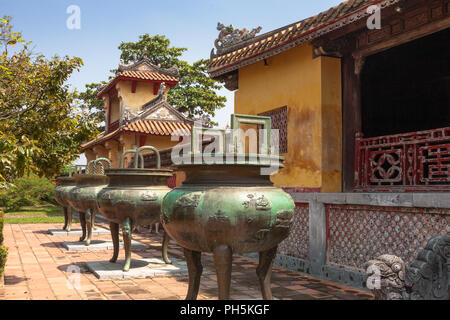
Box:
(96, 146), (173, 271)
(66, 159), (110, 245)
(54, 172), (77, 232)
(161, 115), (295, 300)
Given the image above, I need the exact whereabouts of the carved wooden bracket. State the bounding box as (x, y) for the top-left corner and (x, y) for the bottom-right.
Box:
(222, 71), (238, 91)
(311, 36), (353, 59)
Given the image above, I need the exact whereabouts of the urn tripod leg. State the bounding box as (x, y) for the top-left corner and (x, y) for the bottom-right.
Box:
(63, 207), (68, 230)
(85, 208), (92, 246)
(109, 222), (120, 263)
(213, 244), (233, 300)
(184, 248), (203, 300)
(162, 228), (171, 264)
(66, 207), (72, 232)
(79, 211), (87, 242)
(256, 246), (278, 300)
(122, 217), (132, 272)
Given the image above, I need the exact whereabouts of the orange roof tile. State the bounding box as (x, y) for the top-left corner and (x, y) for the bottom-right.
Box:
(207, 0), (400, 77)
(80, 120), (191, 151)
(97, 71), (179, 98)
(117, 71), (179, 82)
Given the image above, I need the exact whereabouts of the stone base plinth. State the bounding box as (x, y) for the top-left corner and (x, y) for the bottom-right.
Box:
(85, 258), (188, 280)
(49, 228), (110, 236)
(63, 240), (146, 252)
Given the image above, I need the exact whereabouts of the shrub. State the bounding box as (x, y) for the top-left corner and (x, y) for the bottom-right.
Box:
(0, 210), (7, 279)
(0, 174), (56, 211)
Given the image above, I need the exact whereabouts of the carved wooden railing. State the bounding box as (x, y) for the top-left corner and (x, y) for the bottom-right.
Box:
(354, 127), (450, 192)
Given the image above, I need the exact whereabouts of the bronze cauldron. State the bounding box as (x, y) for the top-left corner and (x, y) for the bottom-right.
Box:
(54, 173), (77, 232)
(96, 146), (173, 271)
(161, 115), (295, 300)
(66, 160), (110, 245)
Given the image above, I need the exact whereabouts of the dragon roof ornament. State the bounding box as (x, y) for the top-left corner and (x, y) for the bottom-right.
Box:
(211, 22), (262, 58)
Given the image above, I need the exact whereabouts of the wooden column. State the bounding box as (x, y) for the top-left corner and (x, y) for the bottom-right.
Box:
(342, 54), (362, 192)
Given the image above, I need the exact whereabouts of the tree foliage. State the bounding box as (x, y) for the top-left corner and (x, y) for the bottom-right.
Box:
(0, 16), (99, 185)
(80, 34), (226, 128)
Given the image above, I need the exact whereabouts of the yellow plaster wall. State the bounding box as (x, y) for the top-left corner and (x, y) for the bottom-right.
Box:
(84, 149), (96, 163)
(320, 56), (342, 192)
(234, 43), (342, 191)
(143, 135), (179, 152)
(116, 81), (170, 114)
(109, 96), (120, 123)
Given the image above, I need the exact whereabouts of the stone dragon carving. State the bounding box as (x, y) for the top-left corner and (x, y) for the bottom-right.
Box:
(120, 106), (137, 126)
(211, 22), (262, 58)
(365, 235), (450, 300)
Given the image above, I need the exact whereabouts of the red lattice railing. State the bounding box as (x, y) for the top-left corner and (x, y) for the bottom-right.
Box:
(354, 127), (450, 192)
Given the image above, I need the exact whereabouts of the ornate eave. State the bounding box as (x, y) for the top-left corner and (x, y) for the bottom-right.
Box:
(207, 0), (402, 79)
(97, 57), (180, 99)
(118, 57), (179, 78)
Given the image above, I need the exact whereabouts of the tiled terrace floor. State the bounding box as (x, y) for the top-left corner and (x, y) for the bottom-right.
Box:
(0, 222), (374, 300)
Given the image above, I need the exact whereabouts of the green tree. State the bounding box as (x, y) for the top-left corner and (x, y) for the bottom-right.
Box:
(80, 34), (226, 128)
(0, 16), (99, 185)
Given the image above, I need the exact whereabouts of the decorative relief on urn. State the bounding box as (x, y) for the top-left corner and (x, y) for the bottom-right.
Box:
(273, 210), (294, 230)
(101, 192), (112, 200)
(141, 191), (158, 201)
(253, 229), (270, 241)
(243, 194), (271, 211)
(175, 192), (203, 208)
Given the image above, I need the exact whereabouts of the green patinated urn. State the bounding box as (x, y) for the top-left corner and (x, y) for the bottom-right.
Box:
(54, 175), (76, 209)
(95, 147), (174, 271)
(96, 168), (172, 225)
(54, 174), (77, 232)
(161, 156), (295, 254)
(160, 114), (296, 300)
(66, 163), (110, 245)
(67, 174), (109, 215)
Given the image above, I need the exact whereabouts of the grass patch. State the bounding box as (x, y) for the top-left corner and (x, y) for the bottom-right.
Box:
(4, 204), (79, 224)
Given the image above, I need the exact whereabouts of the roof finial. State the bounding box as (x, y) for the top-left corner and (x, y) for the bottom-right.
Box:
(211, 22), (262, 58)
(141, 47), (148, 59)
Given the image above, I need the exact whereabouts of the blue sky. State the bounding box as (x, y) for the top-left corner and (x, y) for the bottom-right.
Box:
(1, 0), (342, 164)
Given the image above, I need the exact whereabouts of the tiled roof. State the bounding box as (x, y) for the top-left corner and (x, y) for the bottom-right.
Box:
(123, 119), (191, 136)
(97, 71), (179, 98)
(117, 70), (179, 82)
(80, 120), (191, 151)
(207, 0), (400, 77)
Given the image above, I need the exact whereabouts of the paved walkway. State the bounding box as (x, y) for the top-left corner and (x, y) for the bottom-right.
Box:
(0, 222), (374, 300)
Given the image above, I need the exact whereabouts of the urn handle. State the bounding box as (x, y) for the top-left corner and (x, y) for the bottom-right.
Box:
(119, 149), (145, 169)
(93, 158), (112, 175)
(86, 160), (96, 174)
(136, 146), (161, 169)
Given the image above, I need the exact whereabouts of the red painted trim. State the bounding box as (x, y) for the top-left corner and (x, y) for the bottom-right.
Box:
(167, 173), (176, 188)
(98, 76), (178, 99)
(325, 205), (330, 255)
(131, 81), (137, 93)
(153, 83), (161, 95)
(283, 187), (321, 193)
(139, 135), (146, 147)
